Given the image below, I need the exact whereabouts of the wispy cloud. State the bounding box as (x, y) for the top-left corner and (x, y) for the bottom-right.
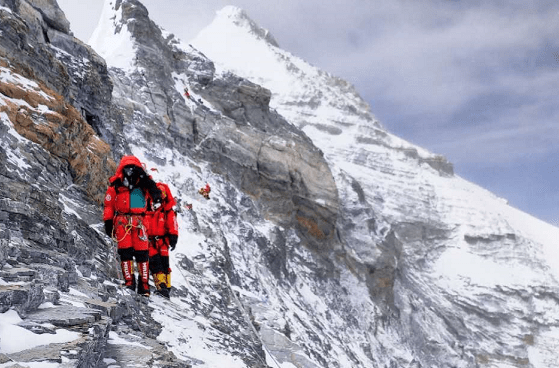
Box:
(309, 2), (559, 113)
(418, 66), (559, 165)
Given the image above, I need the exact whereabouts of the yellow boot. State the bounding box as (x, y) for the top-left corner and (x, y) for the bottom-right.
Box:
(154, 272), (169, 298)
(165, 271), (171, 289)
(154, 272), (166, 290)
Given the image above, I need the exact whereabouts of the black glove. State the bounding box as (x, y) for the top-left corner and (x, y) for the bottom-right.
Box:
(104, 220), (113, 237)
(153, 198), (162, 210)
(168, 234), (178, 251)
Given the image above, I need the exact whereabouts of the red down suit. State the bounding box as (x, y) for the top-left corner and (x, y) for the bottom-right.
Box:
(147, 182), (178, 297)
(103, 156), (161, 251)
(147, 182), (178, 258)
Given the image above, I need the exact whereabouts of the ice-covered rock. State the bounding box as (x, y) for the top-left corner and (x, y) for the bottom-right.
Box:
(90, 0), (339, 241)
(192, 5), (559, 367)
(2, 0), (559, 367)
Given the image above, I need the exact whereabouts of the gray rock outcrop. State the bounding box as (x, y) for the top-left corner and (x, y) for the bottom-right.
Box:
(0, 0), (338, 366)
(101, 0), (339, 245)
(0, 1), (188, 366)
(2, 0), (559, 367)
(0, 0), (112, 153)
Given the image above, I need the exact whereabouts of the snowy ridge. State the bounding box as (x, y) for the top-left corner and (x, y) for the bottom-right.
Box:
(216, 6), (280, 47)
(192, 4), (559, 252)
(192, 6), (425, 155)
(89, 0), (136, 70)
(3, 0), (556, 365)
(191, 6), (559, 367)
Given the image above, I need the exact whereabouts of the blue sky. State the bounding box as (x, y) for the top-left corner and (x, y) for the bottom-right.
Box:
(59, 0), (559, 226)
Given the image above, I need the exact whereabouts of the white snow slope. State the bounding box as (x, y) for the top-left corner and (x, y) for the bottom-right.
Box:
(81, 2), (559, 367)
(192, 5), (559, 280)
(191, 6), (559, 368)
(88, 0), (136, 70)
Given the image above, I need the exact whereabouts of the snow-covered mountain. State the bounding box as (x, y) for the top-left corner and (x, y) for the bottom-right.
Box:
(190, 6), (559, 366)
(1, 0), (559, 367)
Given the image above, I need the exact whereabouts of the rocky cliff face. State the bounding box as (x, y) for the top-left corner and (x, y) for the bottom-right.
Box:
(0, 1), (187, 366)
(0, 0), (337, 366)
(1, 0), (559, 367)
(193, 6), (559, 368)
(91, 0), (338, 242)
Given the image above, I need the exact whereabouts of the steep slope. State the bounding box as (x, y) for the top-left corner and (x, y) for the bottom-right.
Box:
(89, 0), (338, 238)
(191, 6), (559, 368)
(0, 1), (192, 366)
(2, 0), (559, 367)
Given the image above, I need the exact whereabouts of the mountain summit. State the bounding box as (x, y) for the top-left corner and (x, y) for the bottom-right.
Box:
(1, 0), (559, 367)
(213, 6), (280, 47)
(191, 6), (559, 367)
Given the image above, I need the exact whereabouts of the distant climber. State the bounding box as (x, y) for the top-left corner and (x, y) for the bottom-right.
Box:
(147, 182), (179, 298)
(198, 183), (211, 200)
(183, 87), (191, 99)
(103, 155), (162, 297)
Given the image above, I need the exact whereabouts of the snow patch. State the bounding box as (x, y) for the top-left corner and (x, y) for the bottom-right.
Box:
(89, 0), (136, 70)
(0, 65), (39, 89)
(0, 363), (59, 368)
(0, 309), (80, 354)
(59, 193), (83, 218)
(0, 6), (13, 14)
(108, 331), (153, 349)
(172, 72), (218, 113)
(5, 147), (31, 170)
(434, 246), (545, 290)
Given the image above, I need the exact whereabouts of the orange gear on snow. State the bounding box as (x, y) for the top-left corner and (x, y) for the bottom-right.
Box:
(198, 183), (211, 199)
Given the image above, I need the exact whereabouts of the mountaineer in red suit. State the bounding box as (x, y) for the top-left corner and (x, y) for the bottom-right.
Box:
(147, 182), (179, 298)
(103, 155), (162, 296)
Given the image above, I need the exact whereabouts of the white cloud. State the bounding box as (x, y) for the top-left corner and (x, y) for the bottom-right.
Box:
(313, 2), (559, 115)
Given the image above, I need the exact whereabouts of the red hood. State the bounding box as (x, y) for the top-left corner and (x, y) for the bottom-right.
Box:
(156, 182), (177, 211)
(109, 155), (145, 184)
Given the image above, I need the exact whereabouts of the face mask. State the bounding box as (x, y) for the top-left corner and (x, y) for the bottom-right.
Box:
(123, 167), (135, 177)
(122, 166), (140, 189)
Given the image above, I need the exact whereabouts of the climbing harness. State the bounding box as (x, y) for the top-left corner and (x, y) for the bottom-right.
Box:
(111, 215), (148, 243)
